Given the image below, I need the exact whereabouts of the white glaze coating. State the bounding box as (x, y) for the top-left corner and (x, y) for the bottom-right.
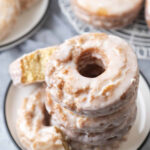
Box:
(76, 0), (142, 15)
(19, 0), (40, 10)
(45, 33), (139, 117)
(72, 0), (143, 29)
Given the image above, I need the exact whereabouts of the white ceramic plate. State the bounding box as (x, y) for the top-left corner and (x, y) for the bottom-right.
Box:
(3, 74), (150, 150)
(0, 0), (50, 51)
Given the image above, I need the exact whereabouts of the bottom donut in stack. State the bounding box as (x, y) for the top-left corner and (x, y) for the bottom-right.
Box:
(46, 93), (137, 150)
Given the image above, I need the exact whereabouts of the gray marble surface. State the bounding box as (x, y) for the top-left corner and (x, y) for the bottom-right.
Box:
(0, 0), (149, 149)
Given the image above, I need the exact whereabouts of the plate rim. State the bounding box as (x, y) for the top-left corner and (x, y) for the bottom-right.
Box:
(0, 0), (51, 52)
(3, 72), (150, 150)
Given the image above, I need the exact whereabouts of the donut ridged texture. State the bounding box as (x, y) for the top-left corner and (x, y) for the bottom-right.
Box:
(51, 105), (136, 146)
(71, 0), (143, 29)
(45, 33), (139, 117)
(46, 91), (137, 133)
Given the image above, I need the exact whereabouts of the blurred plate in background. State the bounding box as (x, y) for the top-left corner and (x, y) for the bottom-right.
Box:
(0, 0), (50, 51)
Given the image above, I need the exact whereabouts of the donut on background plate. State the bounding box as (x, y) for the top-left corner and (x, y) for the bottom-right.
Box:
(0, 0), (20, 41)
(145, 0), (150, 28)
(19, 0), (40, 10)
(71, 0), (143, 29)
(0, 0), (40, 41)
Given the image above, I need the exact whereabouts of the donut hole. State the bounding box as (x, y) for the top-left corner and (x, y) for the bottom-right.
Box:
(77, 51), (105, 78)
(43, 107), (50, 126)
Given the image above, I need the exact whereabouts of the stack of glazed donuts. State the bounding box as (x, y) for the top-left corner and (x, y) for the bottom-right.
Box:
(10, 33), (139, 150)
(71, 0), (150, 29)
(45, 33), (139, 149)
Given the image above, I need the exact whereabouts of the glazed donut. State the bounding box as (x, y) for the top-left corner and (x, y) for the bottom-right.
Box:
(0, 0), (20, 41)
(17, 87), (70, 150)
(45, 33), (139, 117)
(145, 0), (150, 28)
(52, 105), (136, 146)
(19, 0), (40, 10)
(71, 0), (143, 29)
(46, 91), (136, 133)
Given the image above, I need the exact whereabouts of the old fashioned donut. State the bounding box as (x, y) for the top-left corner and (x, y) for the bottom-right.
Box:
(0, 0), (20, 41)
(46, 91), (136, 133)
(52, 105), (136, 146)
(19, 0), (40, 10)
(145, 0), (150, 28)
(71, 0), (143, 29)
(45, 33), (139, 117)
(17, 87), (70, 150)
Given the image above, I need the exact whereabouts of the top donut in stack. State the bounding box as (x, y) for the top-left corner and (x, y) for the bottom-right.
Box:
(45, 33), (139, 117)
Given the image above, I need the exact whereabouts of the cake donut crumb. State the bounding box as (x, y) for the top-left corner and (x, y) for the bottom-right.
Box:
(9, 46), (57, 85)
